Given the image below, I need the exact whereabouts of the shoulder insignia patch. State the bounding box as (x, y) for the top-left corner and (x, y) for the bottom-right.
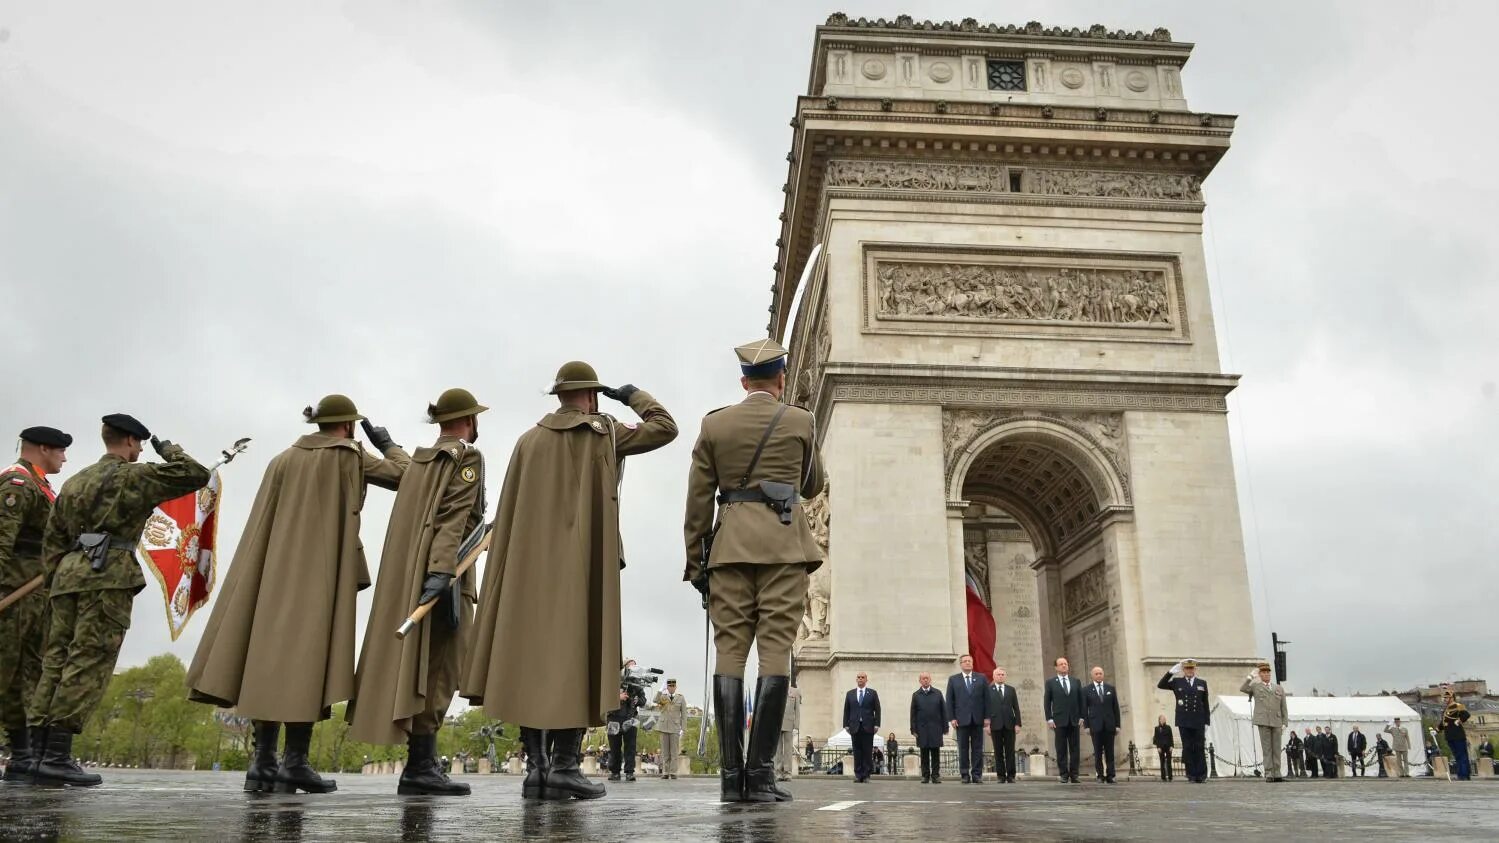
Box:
(449, 446), (460, 457)
(3, 493), (16, 507)
(460, 466), (478, 483)
(8, 478), (25, 486)
(622, 422), (638, 430)
(590, 420), (605, 433)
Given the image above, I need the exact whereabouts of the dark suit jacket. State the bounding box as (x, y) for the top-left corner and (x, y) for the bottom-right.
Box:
(1082, 682), (1121, 733)
(1044, 675), (1084, 726)
(944, 672), (987, 727)
(909, 686), (947, 748)
(1347, 732), (1367, 754)
(985, 684), (1022, 730)
(1153, 724), (1174, 749)
(844, 687), (881, 734)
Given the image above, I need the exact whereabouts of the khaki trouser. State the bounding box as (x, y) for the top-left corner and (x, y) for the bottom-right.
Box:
(1393, 750), (1410, 777)
(412, 613), (460, 735)
(29, 589), (132, 732)
(1258, 725), (1283, 780)
(708, 563), (807, 679)
(657, 730), (680, 775)
(775, 729), (795, 776)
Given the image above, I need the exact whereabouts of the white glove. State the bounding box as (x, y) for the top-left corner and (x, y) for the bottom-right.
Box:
(1169, 660), (1184, 675)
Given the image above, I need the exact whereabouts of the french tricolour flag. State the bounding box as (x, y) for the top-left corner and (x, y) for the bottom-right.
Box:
(966, 572), (998, 677)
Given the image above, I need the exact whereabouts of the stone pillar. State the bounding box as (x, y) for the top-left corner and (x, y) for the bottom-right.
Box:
(675, 755), (692, 777)
(903, 752), (921, 776)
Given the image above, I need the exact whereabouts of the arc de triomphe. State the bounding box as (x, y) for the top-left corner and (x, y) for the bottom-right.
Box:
(777, 15), (1259, 767)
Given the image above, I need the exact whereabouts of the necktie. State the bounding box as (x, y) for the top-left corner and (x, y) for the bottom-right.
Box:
(858, 689), (863, 704)
(1098, 684), (1104, 698)
(1062, 677), (1068, 693)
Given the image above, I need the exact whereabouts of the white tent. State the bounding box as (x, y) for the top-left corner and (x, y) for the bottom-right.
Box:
(1209, 695), (1424, 776)
(822, 729), (886, 750)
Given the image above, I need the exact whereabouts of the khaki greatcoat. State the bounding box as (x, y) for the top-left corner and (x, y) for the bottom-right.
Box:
(187, 433), (408, 722)
(461, 390), (675, 729)
(346, 435), (483, 744)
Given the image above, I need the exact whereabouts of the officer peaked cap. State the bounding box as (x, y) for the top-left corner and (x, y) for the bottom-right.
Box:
(101, 414), (150, 440)
(19, 426), (72, 448)
(735, 337), (789, 378)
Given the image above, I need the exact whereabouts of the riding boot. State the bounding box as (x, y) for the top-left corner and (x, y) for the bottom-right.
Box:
(31, 728), (102, 787)
(520, 727), (556, 800)
(273, 723), (337, 793)
(744, 676), (793, 802)
(398, 732), (470, 796)
(2, 724), (32, 782)
(714, 674), (746, 803)
(244, 721), (280, 792)
(544, 728), (605, 800)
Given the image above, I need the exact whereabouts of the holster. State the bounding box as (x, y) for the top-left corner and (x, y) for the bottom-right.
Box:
(718, 481), (799, 526)
(75, 533), (112, 573)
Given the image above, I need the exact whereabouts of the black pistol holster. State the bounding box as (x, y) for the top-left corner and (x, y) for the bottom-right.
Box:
(715, 404), (799, 526)
(75, 532), (130, 573)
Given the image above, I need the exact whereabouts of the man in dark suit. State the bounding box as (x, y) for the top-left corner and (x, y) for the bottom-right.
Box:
(985, 666), (1022, 783)
(1302, 727), (1319, 778)
(944, 655), (988, 784)
(1319, 726), (1339, 778)
(1043, 656), (1085, 783)
(1082, 665), (1121, 783)
(1347, 725), (1367, 777)
(842, 672), (880, 783)
(909, 672), (947, 783)
(1157, 659), (1211, 782)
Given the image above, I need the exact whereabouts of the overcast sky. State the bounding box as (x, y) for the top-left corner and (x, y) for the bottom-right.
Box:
(2, 1), (1495, 710)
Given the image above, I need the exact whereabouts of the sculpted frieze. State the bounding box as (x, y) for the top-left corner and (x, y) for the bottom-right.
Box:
(1063, 562), (1108, 621)
(825, 159), (1009, 192)
(1026, 168), (1201, 201)
(877, 260), (1171, 326)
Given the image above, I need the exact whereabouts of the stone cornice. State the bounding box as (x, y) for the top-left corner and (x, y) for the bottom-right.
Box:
(809, 363), (1239, 437)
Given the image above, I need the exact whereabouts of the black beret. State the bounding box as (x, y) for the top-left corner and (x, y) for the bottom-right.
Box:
(101, 413), (150, 440)
(19, 426), (72, 448)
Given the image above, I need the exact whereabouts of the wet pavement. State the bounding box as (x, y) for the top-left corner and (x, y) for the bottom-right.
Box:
(1, 770), (1495, 841)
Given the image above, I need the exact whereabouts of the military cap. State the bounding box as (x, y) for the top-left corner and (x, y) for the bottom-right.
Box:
(549, 361), (604, 394)
(666, 679), (677, 685)
(1181, 659), (1197, 668)
(19, 426), (72, 448)
(427, 388), (488, 423)
(735, 337), (789, 378)
(101, 413), (150, 440)
(302, 394), (366, 424)
(1256, 661), (1272, 671)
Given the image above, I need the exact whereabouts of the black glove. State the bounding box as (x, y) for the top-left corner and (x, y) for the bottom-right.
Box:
(419, 572), (459, 630)
(150, 436), (173, 456)
(361, 419), (399, 453)
(691, 566), (710, 607)
(601, 384), (638, 403)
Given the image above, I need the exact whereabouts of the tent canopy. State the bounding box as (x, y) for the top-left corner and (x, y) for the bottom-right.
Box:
(822, 729), (886, 750)
(1209, 695), (1424, 776)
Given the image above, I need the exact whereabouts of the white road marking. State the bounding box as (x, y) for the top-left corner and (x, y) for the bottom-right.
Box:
(817, 800), (865, 811)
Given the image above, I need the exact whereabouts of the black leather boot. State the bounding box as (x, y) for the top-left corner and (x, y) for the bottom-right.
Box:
(714, 675), (746, 803)
(244, 721), (280, 792)
(744, 676), (792, 802)
(273, 723), (337, 793)
(31, 728), (101, 787)
(520, 728), (556, 800)
(2, 724), (32, 782)
(398, 732), (470, 796)
(544, 728), (605, 800)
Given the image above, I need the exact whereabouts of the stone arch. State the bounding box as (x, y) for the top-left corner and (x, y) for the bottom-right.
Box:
(948, 417), (1130, 558)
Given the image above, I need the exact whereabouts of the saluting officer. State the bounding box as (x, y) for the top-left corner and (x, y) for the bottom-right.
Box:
(347, 389), (488, 796)
(30, 414), (209, 787)
(683, 338), (825, 804)
(0, 426), (71, 782)
(1157, 658), (1211, 783)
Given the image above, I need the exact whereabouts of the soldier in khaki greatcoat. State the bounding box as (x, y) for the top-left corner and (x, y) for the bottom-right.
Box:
(683, 338), (825, 804)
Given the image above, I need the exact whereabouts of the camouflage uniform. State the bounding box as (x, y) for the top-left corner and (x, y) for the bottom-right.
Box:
(0, 459), (56, 744)
(29, 445), (209, 732)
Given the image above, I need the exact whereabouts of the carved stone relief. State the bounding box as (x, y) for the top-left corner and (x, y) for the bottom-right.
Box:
(963, 535), (991, 606)
(825, 159), (1008, 192)
(1025, 168), (1201, 201)
(1063, 562), (1108, 621)
(797, 484), (832, 643)
(876, 260), (1172, 327)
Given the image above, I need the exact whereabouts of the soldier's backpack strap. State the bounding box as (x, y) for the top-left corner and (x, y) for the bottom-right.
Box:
(737, 404), (788, 491)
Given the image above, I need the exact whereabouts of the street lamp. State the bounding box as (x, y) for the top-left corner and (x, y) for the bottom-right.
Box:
(125, 688), (154, 768)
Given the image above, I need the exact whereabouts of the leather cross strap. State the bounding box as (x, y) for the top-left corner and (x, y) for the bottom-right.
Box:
(737, 403), (787, 490)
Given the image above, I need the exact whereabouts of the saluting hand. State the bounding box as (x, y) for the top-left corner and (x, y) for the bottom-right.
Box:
(361, 419), (399, 453)
(601, 384), (638, 403)
(150, 436), (173, 456)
